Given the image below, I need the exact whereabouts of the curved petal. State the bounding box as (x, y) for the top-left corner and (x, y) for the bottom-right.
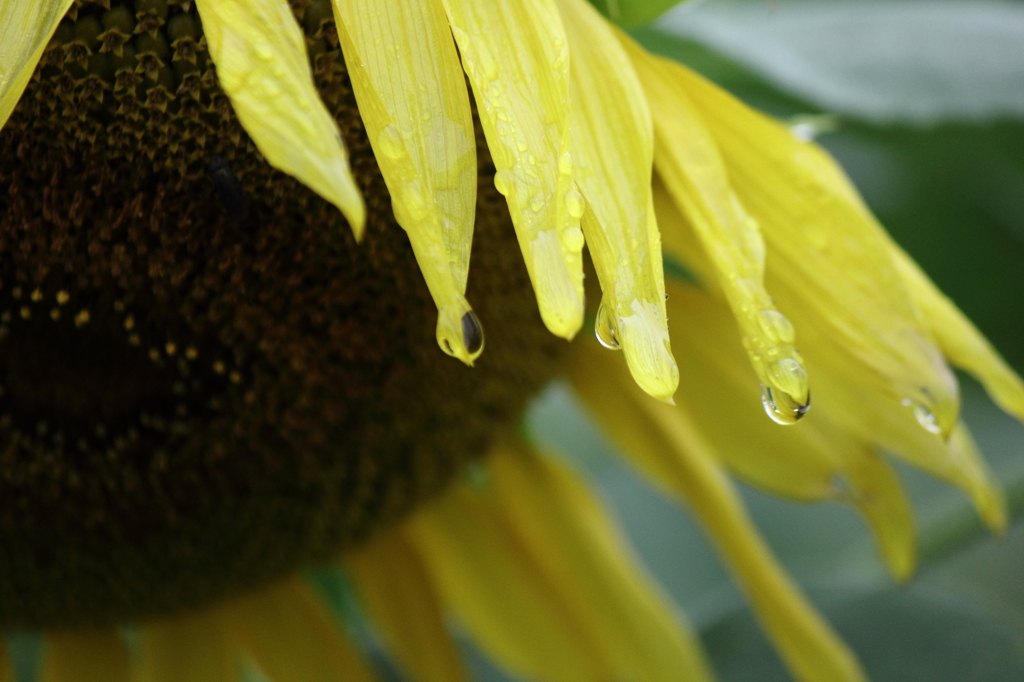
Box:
(487, 441), (713, 682)
(557, 0), (678, 402)
(568, 338), (867, 682)
(194, 0), (365, 237)
(664, 59), (963, 438)
(344, 529), (469, 682)
(0, 0), (76, 130)
(442, 0), (584, 339)
(332, 0), (481, 364)
(622, 34), (809, 417)
(658, 279), (916, 579)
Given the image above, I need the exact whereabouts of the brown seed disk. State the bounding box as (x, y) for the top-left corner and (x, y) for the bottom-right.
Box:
(0, 0), (561, 628)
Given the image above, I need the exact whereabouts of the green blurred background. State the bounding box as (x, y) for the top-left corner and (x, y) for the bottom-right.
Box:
(522, 1), (1024, 680)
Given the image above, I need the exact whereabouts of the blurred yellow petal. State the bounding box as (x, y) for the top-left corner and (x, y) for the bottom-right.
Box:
(665, 61), (963, 437)
(345, 529), (469, 682)
(568, 341), (867, 682)
(194, 0), (365, 237)
(442, 0), (584, 339)
(332, 0), (481, 364)
(137, 609), (238, 682)
(223, 578), (376, 682)
(889, 244), (1024, 422)
(659, 279), (916, 579)
(0, 0), (76, 130)
(408, 480), (601, 682)
(40, 630), (129, 682)
(556, 0), (678, 401)
(622, 37), (809, 417)
(488, 441), (713, 682)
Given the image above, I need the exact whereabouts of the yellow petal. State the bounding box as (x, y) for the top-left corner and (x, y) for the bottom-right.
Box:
(556, 0), (678, 401)
(568, 340), (867, 682)
(663, 60), (963, 438)
(622, 36), (809, 415)
(488, 440), (713, 682)
(137, 609), (238, 682)
(0, 0), (77, 130)
(40, 630), (130, 682)
(408, 482), (600, 682)
(332, 0), (481, 364)
(889, 243), (1024, 422)
(656, 171), (1002, 544)
(223, 578), (376, 682)
(344, 529), (469, 682)
(194, 0), (365, 237)
(442, 0), (584, 339)
(658, 279), (916, 579)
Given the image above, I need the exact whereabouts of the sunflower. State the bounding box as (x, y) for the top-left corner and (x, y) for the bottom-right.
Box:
(1, 0), (1022, 680)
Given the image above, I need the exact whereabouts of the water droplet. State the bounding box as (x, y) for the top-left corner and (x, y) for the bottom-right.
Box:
(902, 398), (942, 435)
(757, 310), (795, 344)
(565, 189), (585, 219)
(493, 169), (513, 196)
(461, 311), (484, 356)
(595, 301), (620, 350)
(376, 125), (405, 160)
(765, 357), (808, 401)
(761, 384), (810, 425)
(529, 193), (544, 213)
(561, 226), (584, 252)
(558, 150), (573, 176)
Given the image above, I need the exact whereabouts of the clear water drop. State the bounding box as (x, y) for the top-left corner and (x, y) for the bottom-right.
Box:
(902, 398), (942, 435)
(493, 169), (513, 196)
(461, 310), (484, 357)
(760, 384), (810, 425)
(565, 189), (585, 219)
(529, 193), (544, 213)
(561, 226), (584, 252)
(558, 150), (573, 176)
(595, 301), (621, 350)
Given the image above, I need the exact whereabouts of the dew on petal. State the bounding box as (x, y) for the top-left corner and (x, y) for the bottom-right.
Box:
(761, 384), (811, 425)
(595, 300), (621, 350)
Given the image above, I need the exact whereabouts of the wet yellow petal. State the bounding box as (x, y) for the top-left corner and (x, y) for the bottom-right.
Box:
(622, 36), (809, 415)
(137, 609), (238, 682)
(890, 244), (1024, 422)
(659, 279), (916, 579)
(665, 61), (963, 437)
(194, 0), (365, 237)
(489, 441), (713, 682)
(556, 0), (678, 401)
(656, 172), (1002, 543)
(332, 0), (481, 364)
(223, 578), (376, 682)
(40, 630), (130, 682)
(345, 529), (469, 682)
(442, 0), (584, 339)
(0, 0), (76, 130)
(568, 341), (867, 682)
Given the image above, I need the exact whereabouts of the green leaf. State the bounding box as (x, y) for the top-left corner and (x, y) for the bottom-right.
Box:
(657, 0), (1024, 124)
